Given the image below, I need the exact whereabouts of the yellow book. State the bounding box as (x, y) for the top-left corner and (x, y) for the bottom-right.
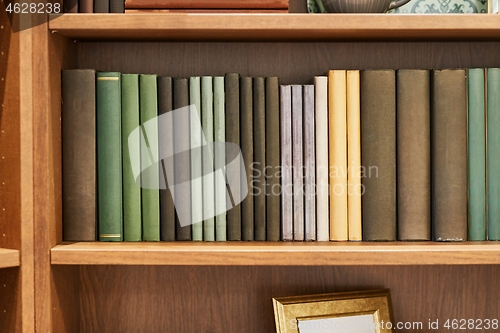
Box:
(328, 70), (348, 241)
(347, 70), (362, 241)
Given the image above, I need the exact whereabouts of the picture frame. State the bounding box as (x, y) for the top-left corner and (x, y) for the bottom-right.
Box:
(273, 289), (393, 333)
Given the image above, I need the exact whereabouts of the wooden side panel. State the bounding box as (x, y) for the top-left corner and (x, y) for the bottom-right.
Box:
(78, 41), (500, 84)
(31, 18), (80, 333)
(77, 265), (500, 333)
(0, 6), (22, 333)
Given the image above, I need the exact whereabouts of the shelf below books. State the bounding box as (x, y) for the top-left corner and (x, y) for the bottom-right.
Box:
(49, 13), (500, 41)
(0, 248), (20, 269)
(51, 242), (500, 266)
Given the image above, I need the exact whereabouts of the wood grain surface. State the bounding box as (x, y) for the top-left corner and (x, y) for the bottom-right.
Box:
(49, 14), (500, 41)
(69, 265), (500, 333)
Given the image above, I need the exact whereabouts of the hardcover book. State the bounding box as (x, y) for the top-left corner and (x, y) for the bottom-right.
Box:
(487, 68), (500, 240)
(292, 85), (304, 241)
(96, 72), (123, 241)
(431, 69), (467, 241)
(202, 76), (215, 241)
(360, 70), (397, 241)
(214, 76), (227, 241)
(303, 84), (316, 241)
(240, 77), (254, 241)
(62, 69), (96, 241)
(397, 70), (431, 241)
(253, 77), (266, 241)
(280, 85), (293, 241)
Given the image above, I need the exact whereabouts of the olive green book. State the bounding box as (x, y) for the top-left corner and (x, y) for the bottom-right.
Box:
(140, 74), (160, 241)
(214, 76), (227, 241)
(202, 76), (215, 241)
(190, 76), (203, 241)
(253, 77), (266, 241)
(122, 74), (142, 242)
(97, 72), (123, 241)
(240, 77), (254, 241)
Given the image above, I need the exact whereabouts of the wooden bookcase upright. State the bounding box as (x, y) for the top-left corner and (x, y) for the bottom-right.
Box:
(21, 12), (500, 333)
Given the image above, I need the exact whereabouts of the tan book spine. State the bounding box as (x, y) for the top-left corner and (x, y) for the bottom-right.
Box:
(328, 70), (348, 241)
(347, 70), (362, 241)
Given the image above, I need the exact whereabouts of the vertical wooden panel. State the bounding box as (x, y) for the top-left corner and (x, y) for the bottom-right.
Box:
(0, 6), (22, 333)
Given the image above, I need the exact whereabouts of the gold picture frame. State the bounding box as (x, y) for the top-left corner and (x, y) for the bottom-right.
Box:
(273, 289), (393, 333)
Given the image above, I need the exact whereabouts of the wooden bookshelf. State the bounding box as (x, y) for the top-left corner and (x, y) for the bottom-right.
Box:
(16, 4), (500, 332)
(0, 248), (20, 269)
(51, 242), (500, 266)
(49, 13), (500, 41)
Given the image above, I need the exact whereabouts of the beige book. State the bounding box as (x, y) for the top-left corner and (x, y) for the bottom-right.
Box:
(347, 70), (362, 241)
(328, 70), (348, 241)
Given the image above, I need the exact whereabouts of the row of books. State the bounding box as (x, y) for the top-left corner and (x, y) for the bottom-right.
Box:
(63, 0), (289, 13)
(62, 68), (498, 243)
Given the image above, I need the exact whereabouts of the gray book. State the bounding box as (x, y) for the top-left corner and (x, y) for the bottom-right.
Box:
(190, 76), (203, 241)
(202, 76), (215, 241)
(280, 85), (293, 241)
(214, 77), (227, 241)
(292, 85), (304, 241)
(303, 84), (316, 241)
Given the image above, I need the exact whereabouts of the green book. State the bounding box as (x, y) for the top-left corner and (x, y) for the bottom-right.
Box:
(240, 77), (254, 241)
(468, 68), (486, 241)
(488, 68), (500, 240)
(97, 72), (123, 242)
(140, 74), (160, 241)
(190, 76), (203, 241)
(214, 76), (227, 241)
(122, 74), (142, 242)
(253, 77), (266, 241)
(202, 76), (215, 241)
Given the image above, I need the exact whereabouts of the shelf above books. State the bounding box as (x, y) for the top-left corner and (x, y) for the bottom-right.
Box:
(0, 248), (20, 269)
(48, 14), (500, 41)
(51, 242), (500, 266)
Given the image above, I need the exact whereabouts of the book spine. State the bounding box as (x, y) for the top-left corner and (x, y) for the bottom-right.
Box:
(303, 84), (316, 241)
(280, 85), (293, 241)
(122, 74), (142, 242)
(240, 77), (254, 241)
(214, 76), (227, 241)
(253, 77), (266, 241)
(488, 68), (500, 240)
(62, 69), (96, 241)
(292, 85), (304, 241)
(96, 72), (122, 241)
(314, 76), (329, 241)
(468, 69), (486, 241)
(360, 70), (397, 241)
(139, 74), (160, 241)
(328, 70), (348, 241)
(431, 69), (467, 241)
(202, 76), (215, 242)
(189, 76), (204, 241)
(79, 0), (94, 12)
(125, 0), (289, 9)
(94, 0), (109, 12)
(110, 0), (124, 12)
(265, 77), (281, 241)
(158, 76), (176, 241)
(225, 73), (241, 240)
(397, 69), (431, 241)
(173, 78), (192, 241)
(346, 70), (361, 241)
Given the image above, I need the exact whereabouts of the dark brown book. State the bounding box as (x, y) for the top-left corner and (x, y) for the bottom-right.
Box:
(158, 77), (176, 241)
(62, 69), (96, 241)
(253, 77), (266, 241)
(110, 0), (125, 12)
(240, 77), (254, 241)
(79, 0), (94, 12)
(225, 73), (241, 241)
(360, 70), (397, 241)
(95, 0), (109, 12)
(125, 0), (289, 9)
(173, 78), (191, 241)
(64, 0), (78, 12)
(265, 77), (280, 241)
(397, 70), (431, 241)
(431, 69), (467, 241)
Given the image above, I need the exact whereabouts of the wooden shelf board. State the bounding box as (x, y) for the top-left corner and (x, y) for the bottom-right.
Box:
(0, 248), (20, 269)
(48, 14), (500, 41)
(51, 242), (500, 266)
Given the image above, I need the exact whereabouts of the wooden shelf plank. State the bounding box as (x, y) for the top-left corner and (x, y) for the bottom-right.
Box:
(51, 242), (500, 265)
(48, 14), (500, 41)
(0, 248), (20, 269)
